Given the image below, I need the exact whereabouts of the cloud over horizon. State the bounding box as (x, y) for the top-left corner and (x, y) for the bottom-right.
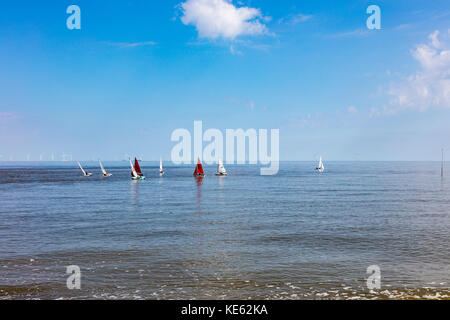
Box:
(0, 112), (20, 123)
(179, 0), (269, 40)
(389, 30), (450, 111)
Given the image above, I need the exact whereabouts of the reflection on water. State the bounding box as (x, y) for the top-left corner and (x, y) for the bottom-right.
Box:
(217, 175), (225, 188)
(216, 176), (226, 207)
(195, 177), (203, 213)
(130, 179), (141, 207)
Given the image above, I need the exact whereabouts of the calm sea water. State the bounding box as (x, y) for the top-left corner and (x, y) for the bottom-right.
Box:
(0, 161), (449, 300)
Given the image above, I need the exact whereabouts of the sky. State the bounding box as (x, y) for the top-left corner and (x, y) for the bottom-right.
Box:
(0, 0), (449, 161)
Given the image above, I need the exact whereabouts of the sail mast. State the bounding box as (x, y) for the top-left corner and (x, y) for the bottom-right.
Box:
(130, 158), (138, 177)
(159, 157), (164, 175)
(78, 161), (87, 175)
(99, 160), (107, 175)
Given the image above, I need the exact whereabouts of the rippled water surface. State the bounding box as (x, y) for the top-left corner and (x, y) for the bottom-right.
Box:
(0, 161), (449, 299)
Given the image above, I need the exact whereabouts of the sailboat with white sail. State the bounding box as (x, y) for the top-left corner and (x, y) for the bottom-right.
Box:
(130, 157), (145, 180)
(77, 161), (92, 176)
(159, 157), (164, 176)
(99, 160), (112, 177)
(315, 156), (324, 172)
(215, 159), (227, 176)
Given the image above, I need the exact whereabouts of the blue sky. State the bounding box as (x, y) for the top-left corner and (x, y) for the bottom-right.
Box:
(0, 0), (449, 161)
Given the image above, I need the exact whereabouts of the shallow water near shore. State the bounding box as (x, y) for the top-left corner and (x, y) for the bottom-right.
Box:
(0, 161), (449, 300)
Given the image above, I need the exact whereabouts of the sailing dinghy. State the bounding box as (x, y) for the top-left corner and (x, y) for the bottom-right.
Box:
(159, 157), (164, 176)
(315, 156), (324, 172)
(215, 159), (227, 176)
(78, 161), (92, 176)
(99, 160), (112, 177)
(130, 157), (145, 180)
(193, 157), (205, 177)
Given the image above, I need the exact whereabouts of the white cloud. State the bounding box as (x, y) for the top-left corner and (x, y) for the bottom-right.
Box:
(388, 30), (450, 111)
(0, 112), (19, 123)
(347, 106), (358, 114)
(229, 44), (242, 55)
(368, 106), (395, 118)
(369, 107), (379, 118)
(179, 0), (269, 40)
(104, 41), (157, 48)
(278, 13), (313, 25)
(228, 97), (256, 110)
(429, 30), (441, 48)
(289, 113), (314, 129)
(394, 24), (412, 30)
(291, 14), (313, 24)
(330, 28), (369, 38)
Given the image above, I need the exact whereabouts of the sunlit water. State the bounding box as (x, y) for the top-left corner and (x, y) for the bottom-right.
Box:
(0, 161), (449, 300)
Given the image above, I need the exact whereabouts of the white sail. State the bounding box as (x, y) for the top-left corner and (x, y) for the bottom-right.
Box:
(99, 160), (107, 175)
(78, 161), (87, 175)
(316, 156), (324, 172)
(129, 158), (138, 178)
(216, 159), (227, 175)
(159, 157), (163, 173)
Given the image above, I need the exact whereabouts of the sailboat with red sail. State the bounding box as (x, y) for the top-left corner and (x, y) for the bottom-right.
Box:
(193, 157), (205, 177)
(130, 157), (146, 180)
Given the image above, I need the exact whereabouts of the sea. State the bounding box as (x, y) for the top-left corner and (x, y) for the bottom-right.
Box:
(0, 161), (448, 300)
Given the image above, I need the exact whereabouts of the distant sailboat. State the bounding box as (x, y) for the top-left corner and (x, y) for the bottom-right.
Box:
(130, 157), (145, 180)
(441, 148), (444, 178)
(130, 158), (138, 179)
(159, 157), (164, 176)
(99, 160), (112, 177)
(215, 159), (227, 176)
(78, 161), (92, 176)
(315, 156), (324, 172)
(193, 157), (205, 177)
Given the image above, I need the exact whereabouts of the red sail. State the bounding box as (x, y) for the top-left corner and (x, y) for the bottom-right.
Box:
(193, 158), (204, 176)
(134, 158), (143, 175)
